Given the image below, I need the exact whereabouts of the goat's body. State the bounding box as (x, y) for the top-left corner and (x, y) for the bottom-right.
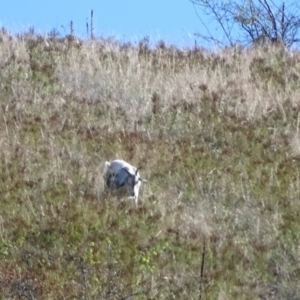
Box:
(104, 160), (146, 205)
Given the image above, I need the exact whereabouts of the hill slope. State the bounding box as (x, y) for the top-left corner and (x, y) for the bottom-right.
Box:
(0, 30), (300, 299)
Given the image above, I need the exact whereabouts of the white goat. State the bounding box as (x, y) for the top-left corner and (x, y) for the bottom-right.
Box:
(104, 159), (147, 205)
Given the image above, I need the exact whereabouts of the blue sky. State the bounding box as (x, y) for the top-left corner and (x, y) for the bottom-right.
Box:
(0, 0), (214, 48)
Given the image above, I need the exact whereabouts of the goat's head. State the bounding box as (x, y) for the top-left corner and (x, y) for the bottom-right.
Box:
(123, 167), (147, 197)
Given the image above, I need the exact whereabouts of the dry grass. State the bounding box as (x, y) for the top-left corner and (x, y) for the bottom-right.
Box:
(0, 28), (300, 299)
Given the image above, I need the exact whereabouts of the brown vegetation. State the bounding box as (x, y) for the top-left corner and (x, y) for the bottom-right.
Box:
(0, 28), (300, 299)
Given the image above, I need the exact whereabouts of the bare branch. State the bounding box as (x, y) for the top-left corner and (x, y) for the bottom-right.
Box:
(189, 0), (300, 48)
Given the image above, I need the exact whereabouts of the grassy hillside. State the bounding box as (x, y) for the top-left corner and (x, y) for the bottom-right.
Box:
(0, 28), (300, 299)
